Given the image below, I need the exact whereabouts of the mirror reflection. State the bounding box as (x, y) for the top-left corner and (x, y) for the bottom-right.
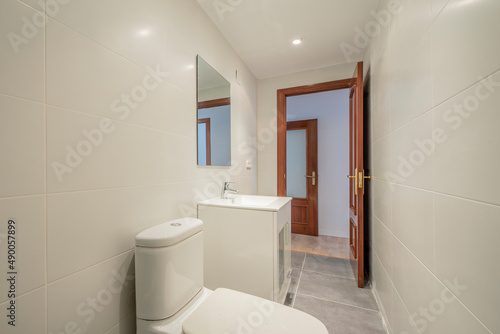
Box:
(197, 56), (231, 166)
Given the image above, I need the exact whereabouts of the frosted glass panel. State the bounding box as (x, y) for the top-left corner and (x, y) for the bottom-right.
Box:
(287, 129), (307, 198)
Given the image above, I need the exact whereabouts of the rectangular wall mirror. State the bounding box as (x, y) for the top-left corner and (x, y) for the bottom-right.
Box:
(197, 56), (231, 166)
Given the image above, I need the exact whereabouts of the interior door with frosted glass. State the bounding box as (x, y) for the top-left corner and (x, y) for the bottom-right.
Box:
(286, 119), (318, 236)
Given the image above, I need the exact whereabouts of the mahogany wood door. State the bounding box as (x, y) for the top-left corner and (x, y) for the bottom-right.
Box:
(348, 62), (368, 288)
(286, 119), (318, 236)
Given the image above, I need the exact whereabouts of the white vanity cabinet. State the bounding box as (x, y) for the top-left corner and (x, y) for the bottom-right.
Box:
(198, 195), (292, 303)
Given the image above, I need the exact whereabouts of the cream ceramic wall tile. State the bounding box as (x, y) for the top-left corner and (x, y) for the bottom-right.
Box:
(46, 19), (168, 126)
(371, 47), (391, 143)
(392, 237), (440, 318)
(430, 289), (492, 334)
(163, 42), (198, 97)
(104, 317), (135, 334)
(0, 94), (45, 197)
(371, 179), (392, 229)
(392, 185), (434, 270)
(371, 135), (391, 182)
(435, 194), (500, 333)
(162, 0), (232, 96)
(47, 0), (167, 70)
(257, 149), (279, 196)
(372, 254), (393, 330)
(389, 0), (432, 74)
(431, 0), (449, 20)
(47, 183), (204, 281)
(391, 32), (432, 131)
(431, 0), (500, 105)
(434, 70), (500, 205)
(0, 287), (46, 334)
(0, 196), (45, 303)
(372, 214), (393, 280)
(17, 0), (44, 11)
(0, 0), (44, 102)
(46, 106), (198, 192)
(391, 289), (419, 334)
(48, 251), (135, 334)
(390, 111), (434, 190)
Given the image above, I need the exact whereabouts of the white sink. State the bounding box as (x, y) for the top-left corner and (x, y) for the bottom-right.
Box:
(232, 195), (279, 206)
(198, 194), (290, 211)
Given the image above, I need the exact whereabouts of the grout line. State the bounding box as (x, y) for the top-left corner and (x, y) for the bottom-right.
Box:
(291, 250), (350, 261)
(13, 0), (44, 13)
(300, 266), (355, 281)
(295, 292), (381, 314)
(38, 179), (216, 197)
(291, 254), (306, 308)
(379, 181), (500, 209)
(46, 249), (134, 286)
(0, 91), (44, 105)
(45, 102), (196, 141)
(44, 6), (49, 333)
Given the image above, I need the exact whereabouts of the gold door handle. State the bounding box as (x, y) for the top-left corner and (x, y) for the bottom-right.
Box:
(347, 170), (371, 196)
(347, 168), (359, 196)
(305, 171), (316, 186)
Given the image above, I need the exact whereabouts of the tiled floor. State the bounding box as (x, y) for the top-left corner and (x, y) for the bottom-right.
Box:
(286, 252), (388, 334)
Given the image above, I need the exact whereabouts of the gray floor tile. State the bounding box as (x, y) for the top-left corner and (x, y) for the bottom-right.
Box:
(291, 268), (301, 278)
(303, 254), (354, 279)
(294, 294), (387, 334)
(291, 251), (306, 269)
(298, 271), (379, 311)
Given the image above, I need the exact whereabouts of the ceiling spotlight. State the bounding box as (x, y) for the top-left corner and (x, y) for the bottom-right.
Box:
(292, 38), (303, 45)
(138, 29), (151, 37)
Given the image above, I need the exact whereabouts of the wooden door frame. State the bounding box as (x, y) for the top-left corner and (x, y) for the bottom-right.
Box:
(197, 118), (211, 165)
(277, 79), (352, 197)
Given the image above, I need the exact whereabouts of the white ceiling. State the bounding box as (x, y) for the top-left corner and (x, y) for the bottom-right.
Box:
(197, 0), (380, 79)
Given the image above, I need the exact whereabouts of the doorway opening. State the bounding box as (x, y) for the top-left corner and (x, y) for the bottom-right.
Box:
(277, 63), (367, 287)
(277, 79), (352, 259)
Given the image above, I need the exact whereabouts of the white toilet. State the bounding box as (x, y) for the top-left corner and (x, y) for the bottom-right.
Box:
(135, 218), (328, 334)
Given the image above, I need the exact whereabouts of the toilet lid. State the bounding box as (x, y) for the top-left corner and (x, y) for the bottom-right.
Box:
(182, 288), (328, 334)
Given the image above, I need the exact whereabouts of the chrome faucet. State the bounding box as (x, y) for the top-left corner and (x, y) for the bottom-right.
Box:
(221, 181), (239, 199)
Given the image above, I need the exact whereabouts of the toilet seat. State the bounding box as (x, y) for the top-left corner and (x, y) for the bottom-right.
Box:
(182, 288), (328, 334)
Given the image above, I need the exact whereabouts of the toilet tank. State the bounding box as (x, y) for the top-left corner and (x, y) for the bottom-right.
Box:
(135, 218), (204, 320)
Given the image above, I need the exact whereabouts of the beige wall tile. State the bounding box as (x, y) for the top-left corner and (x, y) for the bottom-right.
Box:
(0, 95), (45, 197)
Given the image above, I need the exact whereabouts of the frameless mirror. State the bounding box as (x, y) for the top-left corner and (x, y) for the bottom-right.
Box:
(197, 56), (231, 166)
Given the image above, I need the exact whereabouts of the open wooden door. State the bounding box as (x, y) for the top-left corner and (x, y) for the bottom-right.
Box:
(348, 62), (369, 288)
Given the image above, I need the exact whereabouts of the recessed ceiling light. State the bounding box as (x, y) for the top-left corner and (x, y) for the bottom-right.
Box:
(292, 38), (303, 45)
(138, 29), (151, 37)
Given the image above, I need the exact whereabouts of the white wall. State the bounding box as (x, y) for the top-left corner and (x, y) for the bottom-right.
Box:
(287, 90), (350, 238)
(257, 63), (356, 196)
(0, 1), (257, 333)
(366, 0), (500, 333)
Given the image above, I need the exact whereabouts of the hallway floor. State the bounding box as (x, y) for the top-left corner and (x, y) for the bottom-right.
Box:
(286, 252), (388, 334)
(291, 234), (350, 259)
